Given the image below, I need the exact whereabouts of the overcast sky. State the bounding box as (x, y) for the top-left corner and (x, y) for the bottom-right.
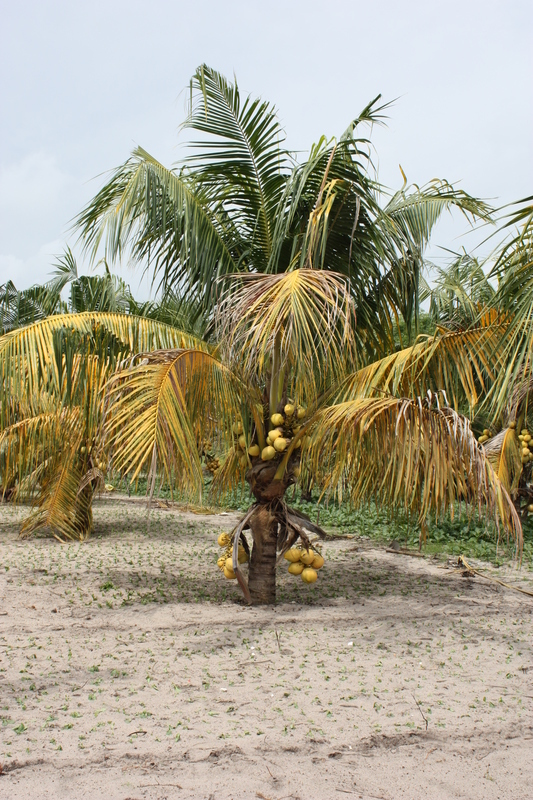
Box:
(1, 0), (531, 297)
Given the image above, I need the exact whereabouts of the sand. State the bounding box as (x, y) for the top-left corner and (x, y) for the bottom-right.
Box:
(0, 497), (532, 800)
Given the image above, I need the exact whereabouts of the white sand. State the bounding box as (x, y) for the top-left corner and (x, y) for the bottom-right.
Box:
(0, 498), (532, 799)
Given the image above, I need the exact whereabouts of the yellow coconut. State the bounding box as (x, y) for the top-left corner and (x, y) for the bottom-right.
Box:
(478, 435), (488, 443)
(284, 548), (302, 563)
(218, 532), (231, 547)
(238, 545), (248, 564)
(528, 504), (533, 513)
(522, 448), (530, 457)
(288, 562), (305, 575)
(238, 434), (247, 450)
(521, 429), (529, 436)
(239, 454), (249, 468)
(269, 428), (282, 442)
(271, 413), (284, 427)
(311, 553), (325, 569)
(509, 421), (517, 429)
(300, 550), (315, 566)
(301, 567), (318, 584)
(232, 421), (243, 435)
(483, 428), (490, 436)
(525, 434), (532, 443)
(274, 437), (288, 452)
(217, 556), (226, 570)
(261, 445), (276, 461)
(248, 444), (260, 457)
(223, 566), (236, 580)
(296, 407), (306, 420)
(80, 446), (86, 454)
(284, 403), (295, 417)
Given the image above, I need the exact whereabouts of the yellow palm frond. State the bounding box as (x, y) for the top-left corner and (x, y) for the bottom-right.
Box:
(104, 349), (243, 497)
(216, 269), (357, 410)
(484, 428), (522, 495)
(20, 458), (94, 542)
(306, 392), (521, 550)
(0, 312), (206, 424)
(336, 323), (507, 411)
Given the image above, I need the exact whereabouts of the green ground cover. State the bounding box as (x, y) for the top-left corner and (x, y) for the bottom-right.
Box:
(111, 475), (533, 567)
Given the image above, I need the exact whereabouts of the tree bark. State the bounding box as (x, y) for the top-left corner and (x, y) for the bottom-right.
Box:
(248, 505), (278, 605)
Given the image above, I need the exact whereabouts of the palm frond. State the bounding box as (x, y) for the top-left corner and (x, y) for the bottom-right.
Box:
(216, 269), (357, 408)
(484, 427), (522, 495)
(306, 392), (521, 548)
(75, 147), (238, 307)
(104, 349), (244, 497)
(20, 459), (94, 542)
(184, 64), (290, 266)
(0, 312), (206, 426)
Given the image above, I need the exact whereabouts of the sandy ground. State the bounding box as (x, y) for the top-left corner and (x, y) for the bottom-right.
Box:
(0, 497), (532, 800)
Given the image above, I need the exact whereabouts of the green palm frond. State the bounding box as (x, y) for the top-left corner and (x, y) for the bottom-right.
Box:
(306, 393), (521, 549)
(381, 179), (493, 250)
(184, 64), (290, 266)
(75, 147), (238, 307)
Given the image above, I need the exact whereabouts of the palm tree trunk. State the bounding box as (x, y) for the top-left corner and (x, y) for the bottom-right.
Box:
(248, 505), (278, 604)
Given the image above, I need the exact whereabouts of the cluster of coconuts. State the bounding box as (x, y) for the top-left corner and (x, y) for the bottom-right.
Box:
(283, 547), (324, 583)
(79, 443), (106, 471)
(518, 427), (533, 465)
(240, 404), (306, 466)
(477, 428), (492, 444)
(216, 531), (249, 580)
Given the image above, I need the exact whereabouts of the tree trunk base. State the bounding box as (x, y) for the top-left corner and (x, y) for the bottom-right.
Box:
(248, 505), (278, 605)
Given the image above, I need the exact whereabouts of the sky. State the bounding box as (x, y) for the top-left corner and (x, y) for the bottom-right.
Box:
(1, 0), (531, 298)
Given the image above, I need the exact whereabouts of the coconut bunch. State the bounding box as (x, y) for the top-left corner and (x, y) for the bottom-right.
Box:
(215, 531), (249, 580)
(283, 546), (325, 584)
(234, 403), (306, 466)
(517, 426), (533, 465)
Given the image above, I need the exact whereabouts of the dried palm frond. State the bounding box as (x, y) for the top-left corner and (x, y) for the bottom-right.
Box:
(306, 392), (521, 551)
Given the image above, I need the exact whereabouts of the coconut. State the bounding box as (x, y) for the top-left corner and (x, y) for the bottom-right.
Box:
(218, 532), (231, 547)
(300, 550), (315, 565)
(217, 556), (226, 570)
(311, 553), (325, 569)
(269, 428), (282, 442)
(223, 566), (236, 580)
(261, 445), (276, 461)
(248, 444), (260, 457)
(232, 421), (243, 435)
(284, 548), (302, 563)
(296, 407), (306, 420)
(288, 562), (305, 575)
(238, 434), (247, 450)
(284, 403), (295, 417)
(274, 437), (288, 452)
(509, 421), (517, 429)
(271, 413), (284, 427)
(301, 567), (318, 584)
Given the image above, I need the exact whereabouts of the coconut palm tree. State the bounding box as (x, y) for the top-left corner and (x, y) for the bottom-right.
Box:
(0, 66), (520, 603)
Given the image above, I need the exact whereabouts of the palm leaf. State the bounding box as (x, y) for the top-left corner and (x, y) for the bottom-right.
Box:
(216, 269), (357, 410)
(75, 147), (238, 308)
(184, 64), (290, 266)
(104, 349), (244, 497)
(306, 392), (521, 549)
